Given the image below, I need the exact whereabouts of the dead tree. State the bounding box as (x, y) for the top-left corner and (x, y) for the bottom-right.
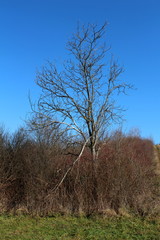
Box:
(31, 23), (132, 161)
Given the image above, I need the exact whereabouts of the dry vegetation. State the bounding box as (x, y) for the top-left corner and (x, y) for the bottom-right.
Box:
(0, 127), (159, 217)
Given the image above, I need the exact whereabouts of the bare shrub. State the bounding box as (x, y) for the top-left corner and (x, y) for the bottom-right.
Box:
(0, 126), (158, 216)
(97, 131), (156, 215)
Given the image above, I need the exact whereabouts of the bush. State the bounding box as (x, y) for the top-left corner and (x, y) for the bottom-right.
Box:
(0, 127), (158, 216)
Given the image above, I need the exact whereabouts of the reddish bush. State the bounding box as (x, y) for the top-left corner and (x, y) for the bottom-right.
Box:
(0, 127), (158, 216)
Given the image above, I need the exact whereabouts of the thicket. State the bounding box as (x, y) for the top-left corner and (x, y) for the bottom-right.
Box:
(0, 126), (159, 217)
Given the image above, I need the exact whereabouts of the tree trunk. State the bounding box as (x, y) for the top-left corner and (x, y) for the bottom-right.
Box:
(90, 143), (98, 214)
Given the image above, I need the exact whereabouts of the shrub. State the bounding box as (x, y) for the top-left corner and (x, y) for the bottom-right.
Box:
(0, 127), (158, 216)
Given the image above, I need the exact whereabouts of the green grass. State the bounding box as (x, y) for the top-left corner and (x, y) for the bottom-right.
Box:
(0, 215), (159, 240)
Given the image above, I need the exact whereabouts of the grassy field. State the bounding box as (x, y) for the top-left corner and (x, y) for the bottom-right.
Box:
(0, 215), (159, 240)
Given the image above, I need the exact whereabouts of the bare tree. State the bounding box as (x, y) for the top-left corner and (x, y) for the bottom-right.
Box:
(31, 23), (132, 161)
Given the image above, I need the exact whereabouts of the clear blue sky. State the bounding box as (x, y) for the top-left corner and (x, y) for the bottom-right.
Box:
(0, 0), (160, 143)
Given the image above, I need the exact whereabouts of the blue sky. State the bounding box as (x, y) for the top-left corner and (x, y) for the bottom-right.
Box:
(0, 0), (160, 143)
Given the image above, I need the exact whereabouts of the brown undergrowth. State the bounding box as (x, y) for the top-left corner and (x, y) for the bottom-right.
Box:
(0, 128), (159, 217)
